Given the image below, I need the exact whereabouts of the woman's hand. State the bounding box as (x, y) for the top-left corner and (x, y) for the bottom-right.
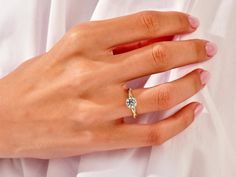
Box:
(0, 11), (216, 159)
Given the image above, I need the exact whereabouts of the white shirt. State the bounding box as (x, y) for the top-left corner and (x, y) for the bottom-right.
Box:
(0, 0), (235, 177)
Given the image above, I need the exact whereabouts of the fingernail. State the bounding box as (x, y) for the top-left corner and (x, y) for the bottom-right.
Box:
(205, 42), (218, 57)
(188, 15), (200, 29)
(199, 69), (210, 86)
(194, 103), (204, 118)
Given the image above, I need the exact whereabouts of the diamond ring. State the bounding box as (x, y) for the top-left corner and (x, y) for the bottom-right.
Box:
(126, 88), (137, 118)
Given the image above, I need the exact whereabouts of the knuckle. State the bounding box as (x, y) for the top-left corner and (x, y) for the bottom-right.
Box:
(64, 76), (83, 92)
(146, 126), (163, 145)
(66, 23), (92, 46)
(74, 129), (96, 146)
(138, 11), (159, 36)
(61, 70), (91, 96)
(81, 130), (95, 143)
(74, 106), (97, 125)
(155, 85), (173, 109)
(151, 45), (168, 70)
(67, 27), (83, 41)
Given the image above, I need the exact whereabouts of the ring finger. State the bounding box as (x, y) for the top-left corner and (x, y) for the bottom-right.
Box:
(112, 69), (209, 119)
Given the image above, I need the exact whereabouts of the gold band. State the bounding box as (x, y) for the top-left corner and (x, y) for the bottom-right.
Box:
(126, 88), (137, 118)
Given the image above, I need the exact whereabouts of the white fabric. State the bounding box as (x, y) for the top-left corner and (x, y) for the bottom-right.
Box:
(0, 0), (236, 177)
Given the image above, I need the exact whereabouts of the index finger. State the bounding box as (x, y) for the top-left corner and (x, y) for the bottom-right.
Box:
(88, 11), (199, 49)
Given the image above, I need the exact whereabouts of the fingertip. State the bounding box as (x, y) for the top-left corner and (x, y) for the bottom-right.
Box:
(200, 70), (211, 86)
(205, 41), (218, 57)
(194, 103), (204, 118)
(188, 15), (200, 29)
(185, 102), (204, 119)
(195, 69), (211, 86)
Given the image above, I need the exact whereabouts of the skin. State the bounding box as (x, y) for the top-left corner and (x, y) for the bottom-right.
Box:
(0, 11), (215, 159)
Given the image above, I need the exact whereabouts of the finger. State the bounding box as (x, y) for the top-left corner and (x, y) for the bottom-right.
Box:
(106, 11), (199, 48)
(115, 69), (209, 119)
(114, 102), (202, 148)
(79, 11), (199, 49)
(114, 39), (217, 82)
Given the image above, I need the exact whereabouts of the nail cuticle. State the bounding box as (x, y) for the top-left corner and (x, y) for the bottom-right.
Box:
(188, 15), (200, 29)
(205, 42), (218, 57)
(200, 70), (210, 86)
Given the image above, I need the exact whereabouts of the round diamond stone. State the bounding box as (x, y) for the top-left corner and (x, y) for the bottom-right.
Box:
(126, 97), (137, 109)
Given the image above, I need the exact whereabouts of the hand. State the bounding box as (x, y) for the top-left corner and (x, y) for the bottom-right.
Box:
(0, 11), (216, 159)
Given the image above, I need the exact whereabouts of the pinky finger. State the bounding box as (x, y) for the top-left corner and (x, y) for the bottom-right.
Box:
(117, 102), (203, 148)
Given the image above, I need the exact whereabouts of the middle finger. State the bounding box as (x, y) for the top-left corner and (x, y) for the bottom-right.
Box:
(112, 39), (216, 82)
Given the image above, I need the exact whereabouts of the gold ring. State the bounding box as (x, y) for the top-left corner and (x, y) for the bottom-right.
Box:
(126, 88), (137, 118)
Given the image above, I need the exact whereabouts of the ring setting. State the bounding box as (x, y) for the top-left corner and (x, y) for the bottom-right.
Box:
(126, 88), (137, 118)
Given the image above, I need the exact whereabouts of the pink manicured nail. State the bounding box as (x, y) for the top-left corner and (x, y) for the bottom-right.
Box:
(194, 103), (204, 118)
(205, 42), (218, 57)
(188, 15), (200, 28)
(199, 70), (210, 86)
